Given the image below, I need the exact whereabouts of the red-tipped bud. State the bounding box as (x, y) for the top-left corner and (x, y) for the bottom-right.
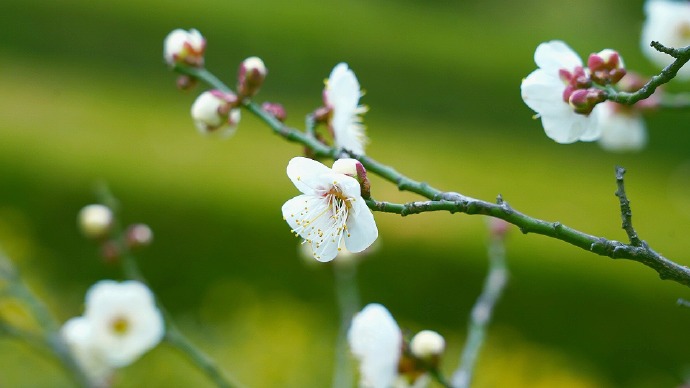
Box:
(560, 66), (591, 103)
(261, 102), (287, 122)
(332, 158), (370, 198)
(568, 88), (606, 115)
(164, 29), (206, 67)
(237, 57), (267, 99)
(588, 49), (626, 86)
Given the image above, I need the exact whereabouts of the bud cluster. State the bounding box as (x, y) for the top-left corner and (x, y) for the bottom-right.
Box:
(78, 204), (153, 263)
(559, 49), (626, 115)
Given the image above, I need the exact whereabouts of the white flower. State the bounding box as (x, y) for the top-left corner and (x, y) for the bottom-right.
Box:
(78, 204), (113, 239)
(595, 102), (648, 152)
(62, 280), (165, 375)
(641, 0), (690, 80)
(324, 63), (369, 155)
(61, 317), (113, 387)
(348, 304), (402, 388)
(164, 28), (205, 66)
(521, 41), (602, 143)
(191, 90), (240, 137)
(282, 157), (378, 262)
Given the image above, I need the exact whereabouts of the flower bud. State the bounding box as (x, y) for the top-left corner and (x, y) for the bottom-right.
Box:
(568, 88), (606, 115)
(164, 29), (206, 67)
(191, 90), (240, 136)
(261, 102), (287, 122)
(176, 74), (198, 91)
(237, 57), (267, 99)
(126, 224), (154, 249)
(588, 49), (626, 86)
(78, 205), (113, 239)
(410, 330), (445, 360)
(332, 158), (370, 198)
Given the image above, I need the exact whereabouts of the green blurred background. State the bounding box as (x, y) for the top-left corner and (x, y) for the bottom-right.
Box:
(2, 0), (690, 386)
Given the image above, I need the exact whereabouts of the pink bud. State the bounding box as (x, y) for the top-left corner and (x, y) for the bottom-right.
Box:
(332, 159), (371, 198)
(237, 57), (267, 99)
(126, 224), (154, 249)
(261, 102), (287, 122)
(568, 88), (606, 115)
(588, 49), (626, 86)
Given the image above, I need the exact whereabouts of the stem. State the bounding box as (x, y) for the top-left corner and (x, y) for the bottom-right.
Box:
(332, 261), (360, 388)
(451, 224), (509, 388)
(171, 64), (690, 289)
(94, 187), (245, 388)
(0, 253), (92, 386)
(607, 42), (690, 105)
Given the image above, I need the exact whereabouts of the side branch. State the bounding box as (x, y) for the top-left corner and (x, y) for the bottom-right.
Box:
(614, 166), (642, 246)
(365, 196), (690, 287)
(607, 42), (690, 105)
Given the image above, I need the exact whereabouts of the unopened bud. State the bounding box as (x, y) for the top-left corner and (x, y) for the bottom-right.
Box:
(410, 330), (445, 360)
(78, 204), (113, 239)
(176, 75), (198, 91)
(588, 49), (626, 85)
(568, 88), (606, 115)
(164, 29), (206, 67)
(191, 90), (240, 136)
(237, 57), (267, 99)
(126, 224), (153, 249)
(332, 158), (370, 198)
(261, 102), (287, 122)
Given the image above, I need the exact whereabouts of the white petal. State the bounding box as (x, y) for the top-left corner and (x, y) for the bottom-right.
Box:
(540, 112), (593, 144)
(286, 157), (335, 195)
(344, 199), (378, 253)
(348, 304), (402, 388)
(282, 195), (342, 262)
(521, 69), (567, 116)
(327, 63), (361, 112)
(596, 103), (647, 151)
(534, 40), (582, 71)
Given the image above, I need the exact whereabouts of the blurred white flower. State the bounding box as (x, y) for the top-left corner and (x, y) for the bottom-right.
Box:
(348, 303), (402, 388)
(641, 0), (690, 80)
(78, 204), (113, 239)
(62, 280), (165, 378)
(324, 63), (368, 155)
(595, 102), (647, 152)
(191, 90), (240, 137)
(61, 317), (113, 387)
(282, 157), (378, 262)
(521, 41), (603, 143)
(164, 28), (205, 67)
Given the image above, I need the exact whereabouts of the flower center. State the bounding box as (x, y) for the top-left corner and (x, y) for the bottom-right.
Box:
(288, 181), (354, 260)
(110, 316), (130, 336)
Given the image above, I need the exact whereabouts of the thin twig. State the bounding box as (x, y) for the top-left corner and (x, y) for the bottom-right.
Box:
(614, 166), (642, 247)
(95, 187), (246, 388)
(332, 261), (360, 388)
(607, 42), (690, 105)
(451, 222), (509, 388)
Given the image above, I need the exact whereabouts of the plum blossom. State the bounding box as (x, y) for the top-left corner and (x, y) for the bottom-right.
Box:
(164, 28), (205, 67)
(521, 41), (603, 144)
(324, 63), (369, 155)
(348, 304), (402, 388)
(641, 0), (690, 80)
(595, 102), (648, 152)
(282, 157), (378, 262)
(62, 280), (165, 381)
